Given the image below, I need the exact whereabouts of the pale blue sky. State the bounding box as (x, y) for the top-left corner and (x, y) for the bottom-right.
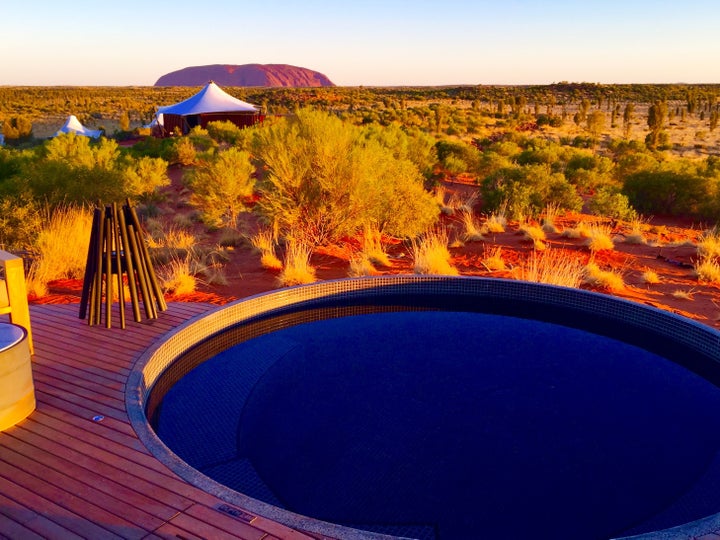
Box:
(2, 0), (718, 86)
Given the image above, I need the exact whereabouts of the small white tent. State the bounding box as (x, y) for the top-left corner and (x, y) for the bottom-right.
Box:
(55, 115), (103, 139)
(155, 81), (263, 135)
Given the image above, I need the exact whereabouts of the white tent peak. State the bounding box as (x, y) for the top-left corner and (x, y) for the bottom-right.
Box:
(156, 81), (259, 117)
(55, 115), (103, 139)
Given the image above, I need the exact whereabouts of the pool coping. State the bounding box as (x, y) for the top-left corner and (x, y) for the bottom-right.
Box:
(125, 275), (720, 540)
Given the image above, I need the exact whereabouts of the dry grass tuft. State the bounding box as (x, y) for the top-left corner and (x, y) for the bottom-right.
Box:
(694, 256), (720, 283)
(624, 217), (648, 245)
(157, 256), (198, 296)
(482, 246), (507, 271)
(348, 254), (377, 277)
(561, 221), (592, 239)
(278, 241), (316, 286)
(460, 210), (485, 242)
(697, 227), (720, 260)
(541, 204), (561, 234)
(361, 223), (392, 267)
(517, 248), (584, 288)
(483, 210), (507, 234)
(671, 289), (695, 300)
(585, 223), (615, 252)
(642, 269), (661, 284)
(250, 229), (283, 270)
(26, 205), (93, 298)
(584, 261), (624, 292)
(413, 228), (458, 275)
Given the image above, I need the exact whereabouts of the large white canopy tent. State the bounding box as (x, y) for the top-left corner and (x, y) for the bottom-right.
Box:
(154, 81), (264, 135)
(55, 115), (103, 139)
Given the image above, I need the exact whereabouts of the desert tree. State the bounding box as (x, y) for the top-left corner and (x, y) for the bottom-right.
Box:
(646, 100), (668, 149)
(586, 110), (606, 145)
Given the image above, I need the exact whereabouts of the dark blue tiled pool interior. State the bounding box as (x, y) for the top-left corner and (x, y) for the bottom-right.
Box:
(152, 303), (720, 540)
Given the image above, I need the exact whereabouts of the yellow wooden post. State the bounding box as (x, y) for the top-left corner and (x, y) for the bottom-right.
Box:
(0, 251), (33, 355)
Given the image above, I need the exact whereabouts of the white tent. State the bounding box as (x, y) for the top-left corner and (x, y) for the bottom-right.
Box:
(55, 115), (103, 139)
(155, 81), (263, 135)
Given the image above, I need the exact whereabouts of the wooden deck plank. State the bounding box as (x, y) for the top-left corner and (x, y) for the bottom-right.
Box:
(0, 302), (314, 540)
(0, 474), (125, 539)
(8, 419), (194, 511)
(0, 491), (84, 540)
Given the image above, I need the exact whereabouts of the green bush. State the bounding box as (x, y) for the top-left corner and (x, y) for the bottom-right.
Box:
(481, 163), (582, 218)
(184, 147), (255, 228)
(622, 166), (714, 216)
(253, 109), (438, 244)
(587, 187), (637, 221)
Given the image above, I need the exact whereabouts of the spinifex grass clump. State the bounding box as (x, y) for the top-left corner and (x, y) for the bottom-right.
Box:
(250, 228), (283, 270)
(361, 223), (391, 267)
(541, 204), (561, 234)
(483, 210), (507, 234)
(642, 269), (661, 284)
(278, 241), (316, 286)
(26, 205), (93, 298)
(697, 227), (720, 260)
(519, 223), (547, 250)
(412, 228), (458, 276)
(517, 248), (584, 288)
(694, 257), (720, 283)
(461, 210), (485, 242)
(624, 217), (648, 245)
(583, 261), (624, 292)
(157, 256), (198, 296)
(585, 223), (615, 252)
(482, 246), (506, 271)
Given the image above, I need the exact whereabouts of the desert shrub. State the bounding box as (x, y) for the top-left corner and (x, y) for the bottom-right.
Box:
(0, 195), (43, 250)
(122, 156), (170, 202)
(622, 164), (715, 217)
(480, 163), (582, 219)
(254, 109), (438, 245)
(435, 139), (480, 174)
(11, 133), (169, 206)
(206, 120), (256, 149)
(184, 147), (255, 228)
(587, 186), (637, 221)
(362, 123), (437, 179)
(170, 137), (197, 166)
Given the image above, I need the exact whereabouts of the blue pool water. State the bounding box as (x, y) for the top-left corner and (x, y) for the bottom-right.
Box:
(155, 310), (720, 539)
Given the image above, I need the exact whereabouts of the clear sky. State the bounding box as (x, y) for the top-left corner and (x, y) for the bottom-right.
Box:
(2, 0), (719, 86)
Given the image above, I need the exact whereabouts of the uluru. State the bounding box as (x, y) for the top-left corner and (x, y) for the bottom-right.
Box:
(155, 64), (335, 87)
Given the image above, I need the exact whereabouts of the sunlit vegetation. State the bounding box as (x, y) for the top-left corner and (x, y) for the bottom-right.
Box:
(4, 82), (720, 306)
(517, 248), (584, 288)
(412, 228), (458, 276)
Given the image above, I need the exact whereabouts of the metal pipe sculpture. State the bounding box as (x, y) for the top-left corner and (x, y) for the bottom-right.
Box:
(79, 202), (166, 328)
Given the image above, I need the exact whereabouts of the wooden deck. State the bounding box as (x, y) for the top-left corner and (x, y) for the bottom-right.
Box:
(0, 302), (319, 540)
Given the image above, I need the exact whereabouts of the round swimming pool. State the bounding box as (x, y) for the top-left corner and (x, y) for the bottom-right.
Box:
(128, 277), (720, 540)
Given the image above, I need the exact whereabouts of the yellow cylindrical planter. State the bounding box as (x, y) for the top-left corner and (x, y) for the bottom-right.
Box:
(0, 323), (35, 431)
